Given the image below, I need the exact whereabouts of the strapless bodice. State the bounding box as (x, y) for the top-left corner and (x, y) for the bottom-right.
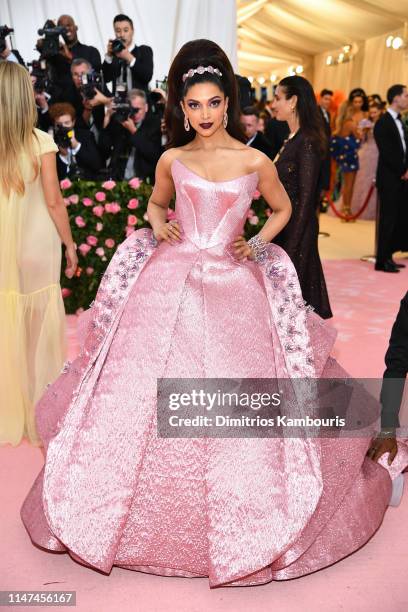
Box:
(171, 158), (259, 250)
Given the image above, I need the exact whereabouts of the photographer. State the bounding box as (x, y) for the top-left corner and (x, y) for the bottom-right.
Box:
(37, 16), (101, 90)
(0, 25), (25, 66)
(49, 102), (103, 180)
(29, 60), (55, 132)
(99, 88), (161, 182)
(102, 14), (153, 95)
(56, 58), (112, 138)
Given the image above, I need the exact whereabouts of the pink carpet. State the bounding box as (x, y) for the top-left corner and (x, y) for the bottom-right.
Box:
(1, 261), (408, 612)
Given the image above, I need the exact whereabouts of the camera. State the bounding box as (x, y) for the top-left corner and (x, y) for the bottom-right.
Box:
(37, 20), (67, 59)
(28, 59), (49, 93)
(0, 24), (14, 54)
(112, 84), (137, 122)
(54, 125), (73, 148)
(80, 70), (103, 100)
(111, 38), (125, 54)
(150, 77), (167, 118)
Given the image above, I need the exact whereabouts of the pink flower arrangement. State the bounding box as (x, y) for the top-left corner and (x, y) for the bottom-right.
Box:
(60, 178), (72, 190)
(75, 216), (86, 228)
(247, 208), (255, 218)
(61, 287), (71, 298)
(63, 197), (70, 206)
(128, 177), (141, 189)
(266, 209), (272, 217)
(249, 215), (259, 225)
(126, 226), (135, 237)
(78, 243), (91, 256)
(105, 238), (115, 248)
(127, 198), (139, 209)
(167, 208), (177, 220)
(86, 267), (94, 275)
(92, 205), (104, 218)
(105, 202), (121, 214)
(76, 307), (84, 314)
(86, 235), (98, 246)
(95, 247), (105, 257)
(127, 214), (138, 226)
(143, 212), (149, 221)
(96, 222), (103, 232)
(95, 191), (106, 202)
(102, 180), (116, 190)
(253, 190), (261, 200)
(69, 194), (79, 204)
(82, 197), (93, 207)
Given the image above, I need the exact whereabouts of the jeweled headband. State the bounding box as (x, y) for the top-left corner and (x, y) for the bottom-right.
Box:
(182, 65), (223, 83)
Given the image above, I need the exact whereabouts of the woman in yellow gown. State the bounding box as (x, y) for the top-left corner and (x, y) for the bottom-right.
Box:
(0, 62), (78, 446)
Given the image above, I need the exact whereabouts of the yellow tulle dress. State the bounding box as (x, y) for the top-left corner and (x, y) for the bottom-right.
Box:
(0, 128), (67, 446)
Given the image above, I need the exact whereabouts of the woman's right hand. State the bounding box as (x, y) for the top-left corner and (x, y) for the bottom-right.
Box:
(65, 243), (78, 279)
(153, 220), (183, 244)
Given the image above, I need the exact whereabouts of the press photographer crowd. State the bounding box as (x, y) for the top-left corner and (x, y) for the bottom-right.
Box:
(0, 14), (165, 183)
(0, 12), (289, 186)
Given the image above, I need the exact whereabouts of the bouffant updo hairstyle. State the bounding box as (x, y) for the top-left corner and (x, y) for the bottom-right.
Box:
(165, 38), (246, 148)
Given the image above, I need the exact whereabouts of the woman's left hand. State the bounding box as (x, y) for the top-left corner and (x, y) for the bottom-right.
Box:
(231, 235), (253, 261)
(367, 435), (398, 465)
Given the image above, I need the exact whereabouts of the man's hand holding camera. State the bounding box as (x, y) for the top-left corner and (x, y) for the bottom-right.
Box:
(57, 128), (79, 157)
(59, 42), (73, 62)
(82, 88), (111, 109)
(34, 90), (49, 111)
(114, 46), (134, 65)
(121, 116), (137, 134)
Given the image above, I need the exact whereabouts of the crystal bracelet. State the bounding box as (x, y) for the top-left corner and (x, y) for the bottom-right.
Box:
(247, 234), (268, 264)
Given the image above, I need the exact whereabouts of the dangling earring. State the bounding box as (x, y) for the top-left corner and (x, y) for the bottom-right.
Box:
(184, 115), (190, 131)
(291, 106), (296, 113)
(223, 111), (228, 128)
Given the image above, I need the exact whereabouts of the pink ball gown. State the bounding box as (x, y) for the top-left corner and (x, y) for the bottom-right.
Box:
(21, 158), (408, 588)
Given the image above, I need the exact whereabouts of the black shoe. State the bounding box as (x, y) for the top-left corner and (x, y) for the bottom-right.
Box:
(375, 261), (400, 273)
(390, 259), (406, 269)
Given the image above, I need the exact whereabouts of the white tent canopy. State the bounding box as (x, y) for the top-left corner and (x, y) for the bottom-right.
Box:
(238, 0), (408, 91)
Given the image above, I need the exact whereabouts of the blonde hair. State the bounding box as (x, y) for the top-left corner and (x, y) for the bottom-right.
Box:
(0, 61), (39, 197)
(334, 100), (353, 135)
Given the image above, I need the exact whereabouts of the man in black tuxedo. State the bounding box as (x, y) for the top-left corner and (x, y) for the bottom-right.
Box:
(49, 102), (103, 180)
(367, 292), (408, 464)
(318, 89), (333, 195)
(264, 108), (289, 160)
(38, 15), (101, 91)
(102, 14), (153, 96)
(56, 58), (112, 139)
(374, 84), (408, 273)
(240, 106), (273, 158)
(99, 89), (162, 182)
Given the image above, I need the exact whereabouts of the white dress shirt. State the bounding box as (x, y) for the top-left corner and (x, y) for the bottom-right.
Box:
(104, 40), (136, 91)
(246, 133), (257, 147)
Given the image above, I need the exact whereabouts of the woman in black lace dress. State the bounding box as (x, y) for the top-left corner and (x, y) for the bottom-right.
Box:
(271, 76), (333, 319)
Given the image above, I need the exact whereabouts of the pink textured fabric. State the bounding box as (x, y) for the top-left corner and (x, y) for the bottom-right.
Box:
(21, 159), (408, 588)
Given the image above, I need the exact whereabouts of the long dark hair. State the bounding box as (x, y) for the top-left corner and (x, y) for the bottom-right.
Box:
(279, 75), (327, 157)
(349, 88), (369, 111)
(165, 39), (246, 148)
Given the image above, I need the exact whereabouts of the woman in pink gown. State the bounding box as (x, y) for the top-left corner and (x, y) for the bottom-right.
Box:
(21, 40), (408, 588)
(350, 102), (383, 220)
